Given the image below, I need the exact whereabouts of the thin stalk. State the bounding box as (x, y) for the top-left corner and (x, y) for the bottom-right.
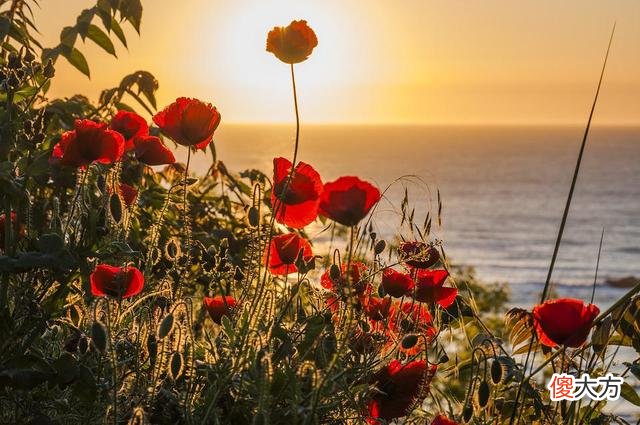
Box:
(590, 228), (605, 304)
(509, 23), (616, 425)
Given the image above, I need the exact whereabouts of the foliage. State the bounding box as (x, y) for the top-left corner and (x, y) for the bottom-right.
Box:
(0, 2), (638, 424)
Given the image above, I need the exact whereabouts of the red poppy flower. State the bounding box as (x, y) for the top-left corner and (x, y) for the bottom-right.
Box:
(153, 97), (221, 150)
(203, 296), (237, 324)
(266, 20), (318, 64)
(361, 295), (393, 321)
(321, 262), (369, 294)
(51, 119), (125, 168)
(413, 269), (457, 308)
(119, 183), (138, 207)
(367, 360), (434, 424)
(381, 268), (415, 298)
(0, 211), (24, 252)
(319, 176), (381, 227)
(133, 135), (176, 166)
(532, 298), (600, 348)
(432, 415), (460, 425)
(264, 233), (313, 275)
(399, 241), (440, 269)
(271, 157), (323, 228)
(109, 110), (149, 151)
(90, 264), (144, 299)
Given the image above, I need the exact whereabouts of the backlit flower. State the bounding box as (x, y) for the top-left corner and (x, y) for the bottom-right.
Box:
(110, 110), (149, 151)
(51, 119), (125, 168)
(264, 233), (313, 275)
(532, 298), (599, 348)
(90, 264), (144, 299)
(319, 176), (381, 227)
(381, 268), (415, 298)
(271, 157), (323, 228)
(399, 241), (440, 269)
(413, 269), (457, 308)
(153, 97), (221, 150)
(367, 360), (435, 424)
(133, 135), (176, 166)
(266, 20), (318, 64)
(361, 295), (393, 321)
(203, 296), (237, 324)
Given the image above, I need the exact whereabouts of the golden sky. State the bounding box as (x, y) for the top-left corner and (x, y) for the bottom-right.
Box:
(36, 0), (640, 125)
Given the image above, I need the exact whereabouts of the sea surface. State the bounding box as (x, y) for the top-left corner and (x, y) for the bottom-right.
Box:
(182, 124), (640, 308)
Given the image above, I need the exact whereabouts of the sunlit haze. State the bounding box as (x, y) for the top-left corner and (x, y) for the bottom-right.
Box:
(37, 0), (640, 125)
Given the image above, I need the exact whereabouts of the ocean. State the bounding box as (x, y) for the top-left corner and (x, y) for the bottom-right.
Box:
(182, 124), (640, 308)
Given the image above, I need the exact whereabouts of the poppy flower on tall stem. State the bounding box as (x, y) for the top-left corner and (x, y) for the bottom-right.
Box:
(50, 119), (125, 168)
(319, 176), (381, 227)
(264, 232), (313, 275)
(367, 359), (436, 424)
(90, 264), (144, 299)
(203, 296), (238, 324)
(153, 97), (221, 151)
(532, 298), (599, 348)
(271, 157), (323, 228)
(413, 269), (457, 308)
(266, 20), (318, 65)
(109, 110), (149, 151)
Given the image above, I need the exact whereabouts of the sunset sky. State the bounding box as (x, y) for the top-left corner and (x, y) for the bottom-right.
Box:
(36, 0), (640, 125)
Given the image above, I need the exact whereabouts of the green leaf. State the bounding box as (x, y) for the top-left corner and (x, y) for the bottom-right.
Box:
(86, 24), (116, 56)
(63, 48), (90, 77)
(620, 382), (640, 407)
(60, 26), (78, 47)
(120, 0), (143, 33)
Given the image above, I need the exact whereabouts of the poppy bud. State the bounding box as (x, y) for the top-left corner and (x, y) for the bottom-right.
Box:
(248, 206), (260, 227)
(463, 405), (473, 423)
(477, 380), (490, 408)
(491, 359), (503, 384)
(110, 193), (122, 223)
(147, 334), (157, 365)
(329, 264), (341, 281)
(169, 351), (183, 380)
(233, 266), (245, 282)
(374, 239), (386, 255)
(91, 321), (108, 353)
(158, 313), (174, 339)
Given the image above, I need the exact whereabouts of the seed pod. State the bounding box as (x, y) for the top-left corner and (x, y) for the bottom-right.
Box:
(401, 334), (419, 349)
(248, 206), (260, 227)
(158, 314), (174, 339)
(374, 239), (386, 255)
(491, 359), (503, 384)
(477, 380), (490, 408)
(91, 321), (108, 353)
(170, 351), (183, 380)
(110, 193), (122, 223)
(463, 404), (473, 423)
(147, 334), (157, 365)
